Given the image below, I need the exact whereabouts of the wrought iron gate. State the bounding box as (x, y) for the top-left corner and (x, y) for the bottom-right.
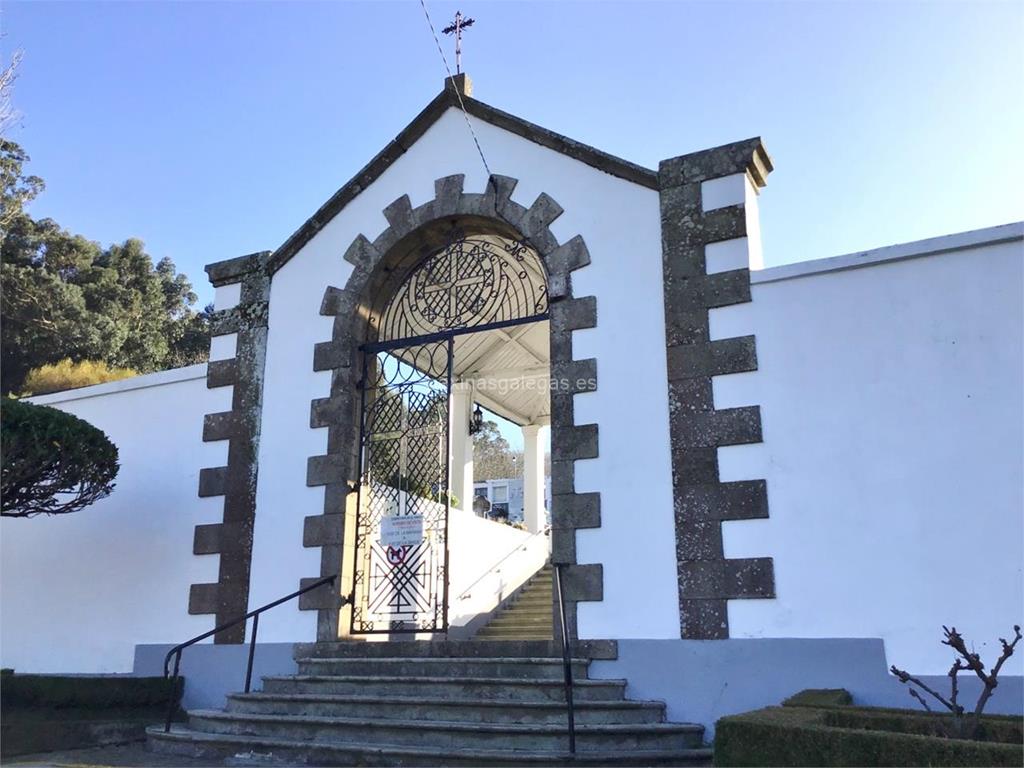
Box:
(348, 231), (552, 635)
(350, 339), (453, 634)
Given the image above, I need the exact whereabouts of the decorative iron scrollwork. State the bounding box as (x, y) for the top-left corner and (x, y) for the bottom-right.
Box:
(351, 340), (452, 634)
(377, 234), (548, 343)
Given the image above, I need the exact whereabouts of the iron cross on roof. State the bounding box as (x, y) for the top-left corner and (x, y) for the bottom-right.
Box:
(442, 11), (475, 75)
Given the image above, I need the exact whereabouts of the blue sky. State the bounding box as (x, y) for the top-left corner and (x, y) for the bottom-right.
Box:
(4, 0), (1022, 311)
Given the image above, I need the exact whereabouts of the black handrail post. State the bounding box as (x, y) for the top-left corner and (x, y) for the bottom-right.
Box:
(164, 650), (181, 733)
(157, 574), (337, 737)
(554, 563), (576, 756)
(244, 613), (259, 694)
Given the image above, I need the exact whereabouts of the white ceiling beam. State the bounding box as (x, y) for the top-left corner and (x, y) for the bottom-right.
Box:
(465, 364), (550, 380)
(473, 390), (532, 426)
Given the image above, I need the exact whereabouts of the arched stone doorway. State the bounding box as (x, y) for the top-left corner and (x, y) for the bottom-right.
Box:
(303, 175), (603, 643)
(353, 229), (549, 635)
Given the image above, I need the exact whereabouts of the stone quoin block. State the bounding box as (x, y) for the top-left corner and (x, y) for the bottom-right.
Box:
(543, 236), (591, 299)
(676, 519), (726, 561)
(310, 392), (355, 430)
(298, 577), (340, 611)
(700, 205), (748, 245)
(313, 339), (354, 372)
(677, 557), (776, 600)
(666, 336), (758, 381)
(382, 194), (414, 235)
(306, 454), (347, 487)
(480, 174), (521, 224)
(552, 358), (598, 394)
(551, 492), (601, 530)
(342, 234), (380, 270)
(188, 583), (220, 615)
(320, 286), (359, 318)
(550, 296), (597, 334)
(197, 466), (229, 498)
(670, 406), (763, 449)
(550, 530), (577, 565)
(433, 174), (465, 215)
(205, 359), (239, 389)
(193, 523), (225, 555)
(668, 378), (715, 415)
(675, 480), (769, 522)
(678, 599), (729, 640)
(202, 411), (238, 443)
(552, 424), (599, 462)
(303, 513), (345, 548)
(560, 564), (604, 603)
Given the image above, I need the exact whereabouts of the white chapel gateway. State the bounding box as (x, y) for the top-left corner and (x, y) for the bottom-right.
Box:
(2, 76), (1021, 756)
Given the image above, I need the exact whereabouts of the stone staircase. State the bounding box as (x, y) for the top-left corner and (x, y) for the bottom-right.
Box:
(147, 640), (710, 766)
(475, 563), (554, 641)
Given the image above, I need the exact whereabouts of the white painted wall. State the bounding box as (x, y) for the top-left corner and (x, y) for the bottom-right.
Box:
(712, 224), (1024, 674)
(250, 106), (681, 641)
(447, 507), (549, 631)
(0, 366), (224, 673)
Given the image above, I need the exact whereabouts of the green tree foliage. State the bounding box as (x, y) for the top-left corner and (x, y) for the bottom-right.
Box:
(473, 419), (524, 480)
(0, 140), (210, 394)
(22, 359), (138, 396)
(0, 397), (119, 518)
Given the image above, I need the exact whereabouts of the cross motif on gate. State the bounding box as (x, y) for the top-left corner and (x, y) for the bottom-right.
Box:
(421, 245), (487, 322)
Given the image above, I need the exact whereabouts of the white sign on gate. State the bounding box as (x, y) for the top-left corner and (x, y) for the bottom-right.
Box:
(379, 515), (425, 548)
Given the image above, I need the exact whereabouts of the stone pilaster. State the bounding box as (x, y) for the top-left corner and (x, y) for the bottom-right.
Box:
(189, 251), (270, 643)
(658, 139), (776, 639)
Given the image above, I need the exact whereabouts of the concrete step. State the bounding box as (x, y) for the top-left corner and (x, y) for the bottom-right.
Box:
(477, 628), (554, 639)
(510, 598), (552, 608)
(484, 614), (553, 625)
(185, 710), (705, 753)
(295, 639), (574, 659)
(225, 692), (666, 725)
(482, 618), (552, 628)
(261, 674), (626, 702)
(294, 656), (589, 680)
(148, 725), (713, 766)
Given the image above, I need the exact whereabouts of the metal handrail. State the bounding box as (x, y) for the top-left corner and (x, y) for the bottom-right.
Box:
(457, 524), (551, 601)
(162, 574), (341, 733)
(553, 563), (577, 755)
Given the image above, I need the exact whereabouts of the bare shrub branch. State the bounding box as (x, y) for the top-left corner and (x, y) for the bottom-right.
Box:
(892, 624), (1021, 740)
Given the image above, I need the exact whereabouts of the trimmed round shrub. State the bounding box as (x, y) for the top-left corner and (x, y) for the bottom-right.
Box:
(1, 397), (119, 517)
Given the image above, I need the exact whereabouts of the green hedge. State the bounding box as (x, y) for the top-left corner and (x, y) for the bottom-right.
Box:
(782, 688), (854, 708)
(825, 706), (1022, 745)
(714, 706), (1024, 767)
(1, 674), (180, 709)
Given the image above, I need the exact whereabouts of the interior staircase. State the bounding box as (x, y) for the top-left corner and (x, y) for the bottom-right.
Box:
(474, 563), (554, 641)
(147, 640), (711, 766)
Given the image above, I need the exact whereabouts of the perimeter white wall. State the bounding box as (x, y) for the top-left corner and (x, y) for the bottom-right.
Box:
(0, 367), (224, 673)
(712, 225), (1024, 673)
(250, 107), (681, 641)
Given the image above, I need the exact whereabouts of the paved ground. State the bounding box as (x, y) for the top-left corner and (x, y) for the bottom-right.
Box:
(6, 742), (222, 768)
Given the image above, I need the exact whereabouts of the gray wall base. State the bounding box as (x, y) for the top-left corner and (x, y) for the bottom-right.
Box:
(590, 639), (1023, 739)
(133, 643), (297, 711)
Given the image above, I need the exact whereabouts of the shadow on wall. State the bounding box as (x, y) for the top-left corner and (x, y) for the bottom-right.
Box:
(589, 639), (1024, 739)
(133, 643), (298, 711)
